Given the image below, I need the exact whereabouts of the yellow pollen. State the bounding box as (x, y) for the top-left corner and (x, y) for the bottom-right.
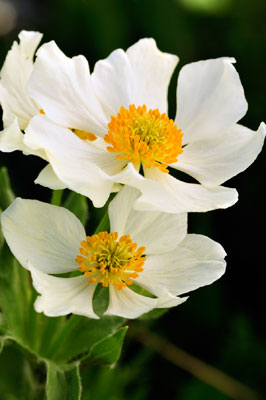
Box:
(104, 104), (183, 173)
(71, 128), (97, 141)
(75, 231), (146, 290)
(40, 109), (45, 115)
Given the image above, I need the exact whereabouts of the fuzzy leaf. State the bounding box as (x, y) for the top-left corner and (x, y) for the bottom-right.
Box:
(46, 362), (81, 400)
(84, 326), (128, 365)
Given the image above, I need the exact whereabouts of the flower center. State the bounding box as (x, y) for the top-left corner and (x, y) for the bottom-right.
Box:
(104, 104), (183, 173)
(75, 231), (145, 290)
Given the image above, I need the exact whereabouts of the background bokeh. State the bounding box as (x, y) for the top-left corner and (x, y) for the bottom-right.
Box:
(0, 0), (265, 398)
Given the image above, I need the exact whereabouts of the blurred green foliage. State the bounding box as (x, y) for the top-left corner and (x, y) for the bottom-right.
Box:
(0, 0), (265, 398)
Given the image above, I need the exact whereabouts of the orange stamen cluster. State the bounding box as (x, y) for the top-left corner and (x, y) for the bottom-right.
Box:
(75, 231), (146, 290)
(104, 104), (183, 173)
(71, 128), (97, 141)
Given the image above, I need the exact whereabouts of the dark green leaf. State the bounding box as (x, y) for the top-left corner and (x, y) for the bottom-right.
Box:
(46, 362), (81, 400)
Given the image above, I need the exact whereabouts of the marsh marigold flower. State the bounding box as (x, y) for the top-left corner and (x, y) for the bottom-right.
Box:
(1, 187), (226, 319)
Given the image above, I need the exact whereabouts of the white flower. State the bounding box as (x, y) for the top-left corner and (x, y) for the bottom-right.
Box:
(22, 37), (265, 213)
(1, 186), (226, 319)
(0, 30), (65, 190)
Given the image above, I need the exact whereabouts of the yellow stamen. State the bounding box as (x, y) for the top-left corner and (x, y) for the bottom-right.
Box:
(40, 109), (45, 114)
(75, 231), (146, 290)
(104, 104), (183, 173)
(71, 128), (97, 141)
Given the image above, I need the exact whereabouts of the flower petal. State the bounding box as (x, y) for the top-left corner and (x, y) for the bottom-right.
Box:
(35, 164), (67, 190)
(92, 38), (178, 118)
(25, 115), (117, 207)
(172, 122), (266, 187)
(1, 198), (85, 274)
(156, 289), (188, 308)
(176, 58), (248, 145)
(31, 268), (98, 318)
(113, 163), (238, 213)
(0, 117), (44, 158)
(109, 186), (187, 254)
(0, 30), (42, 130)
(105, 285), (157, 319)
(135, 234), (226, 297)
(27, 41), (108, 137)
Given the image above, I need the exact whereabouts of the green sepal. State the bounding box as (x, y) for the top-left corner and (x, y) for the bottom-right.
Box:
(46, 362), (81, 400)
(139, 308), (169, 320)
(63, 191), (89, 225)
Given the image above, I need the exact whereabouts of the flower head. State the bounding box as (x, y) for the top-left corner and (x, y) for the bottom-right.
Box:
(21, 36), (265, 213)
(1, 187), (226, 319)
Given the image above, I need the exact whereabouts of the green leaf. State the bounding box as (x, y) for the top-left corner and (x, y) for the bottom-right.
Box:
(0, 242), (66, 359)
(63, 191), (89, 225)
(45, 314), (125, 364)
(0, 167), (15, 210)
(83, 326), (128, 366)
(0, 313), (8, 354)
(0, 343), (45, 400)
(0, 210), (4, 249)
(46, 362), (81, 400)
(0, 243), (32, 345)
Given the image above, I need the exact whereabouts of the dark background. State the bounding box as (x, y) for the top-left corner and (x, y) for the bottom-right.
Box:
(0, 0), (265, 398)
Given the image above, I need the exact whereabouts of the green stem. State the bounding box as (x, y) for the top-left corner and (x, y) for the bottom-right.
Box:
(0, 167), (15, 209)
(129, 325), (264, 400)
(46, 315), (82, 361)
(94, 210), (110, 234)
(50, 190), (64, 206)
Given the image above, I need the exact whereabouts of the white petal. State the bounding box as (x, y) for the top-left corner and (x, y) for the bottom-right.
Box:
(0, 116), (46, 158)
(92, 38), (178, 119)
(35, 164), (67, 190)
(105, 285), (157, 319)
(25, 115), (116, 207)
(135, 234), (226, 297)
(108, 186), (140, 235)
(28, 41), (108, 137)
(0, 31), (42, 130)
(156, 289), (188, 308)
(31, 268), (98, 319)
(109, 186), (188, 253)
(173, 122), (266, 187)
(1, 198), (85, 274)
(113, 163), (238, 213)
(176, 58), (248, 145)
